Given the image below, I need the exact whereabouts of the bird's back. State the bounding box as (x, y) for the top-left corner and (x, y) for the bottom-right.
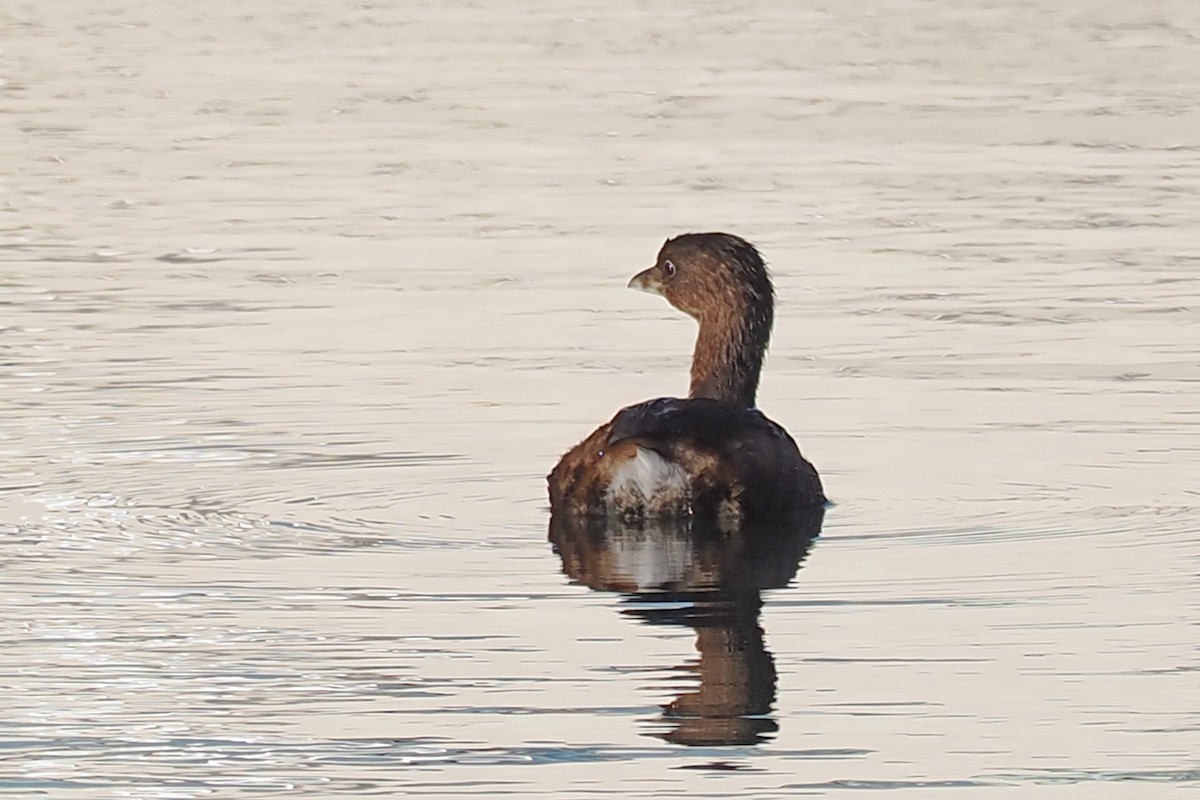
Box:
(548, 397), (825, 523)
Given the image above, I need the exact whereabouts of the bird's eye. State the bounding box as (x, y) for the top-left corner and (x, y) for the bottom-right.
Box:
(663, 259), (676, 278)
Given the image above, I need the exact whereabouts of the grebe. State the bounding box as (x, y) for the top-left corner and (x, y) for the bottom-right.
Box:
(547, 233), (824, 523)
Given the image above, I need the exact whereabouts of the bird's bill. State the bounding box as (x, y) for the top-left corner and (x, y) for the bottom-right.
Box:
(627, 266), (664, 296)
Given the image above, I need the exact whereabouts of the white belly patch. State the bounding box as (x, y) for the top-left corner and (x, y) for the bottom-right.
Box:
(605, 447), (690, 515)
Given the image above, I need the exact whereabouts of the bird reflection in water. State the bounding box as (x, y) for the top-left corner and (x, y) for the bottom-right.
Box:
(548, 507), (823, 746)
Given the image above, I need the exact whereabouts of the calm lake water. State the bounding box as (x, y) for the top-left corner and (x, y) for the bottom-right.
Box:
(2, 1), (1197, 798)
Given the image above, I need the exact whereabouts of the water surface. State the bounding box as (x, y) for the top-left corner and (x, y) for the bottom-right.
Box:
(1, 1), (1197, 797)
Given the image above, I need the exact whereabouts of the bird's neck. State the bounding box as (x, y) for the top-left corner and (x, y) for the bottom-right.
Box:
(688, 299), (772, 408)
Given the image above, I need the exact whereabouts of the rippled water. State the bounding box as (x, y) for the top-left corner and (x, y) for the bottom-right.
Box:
(2, 1), (1197, 797)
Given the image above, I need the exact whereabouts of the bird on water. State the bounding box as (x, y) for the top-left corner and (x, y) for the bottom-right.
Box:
(547, 233), (824, 524)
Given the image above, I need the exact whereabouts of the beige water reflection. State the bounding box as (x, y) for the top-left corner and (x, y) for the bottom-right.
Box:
(2, 0), (1199, 798)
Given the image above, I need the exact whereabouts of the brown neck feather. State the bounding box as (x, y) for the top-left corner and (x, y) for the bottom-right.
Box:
(688, 296), (771, 408)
